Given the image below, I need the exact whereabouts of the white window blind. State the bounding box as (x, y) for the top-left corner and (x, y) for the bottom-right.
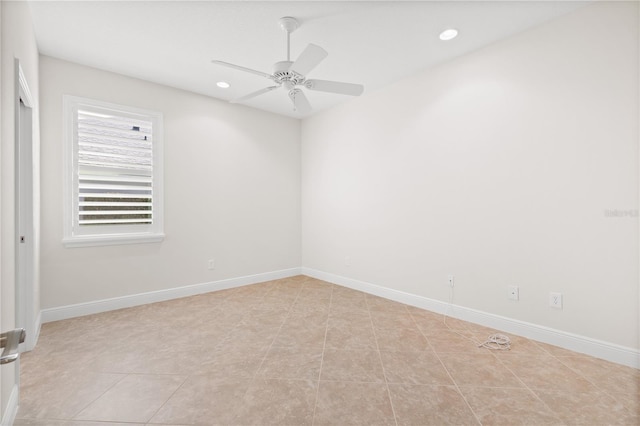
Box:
(63, 96), (164, 247)
(77, 111), (154, 226)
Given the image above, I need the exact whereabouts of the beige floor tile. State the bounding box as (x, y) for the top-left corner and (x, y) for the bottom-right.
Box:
(380, 350), (452, 385)
(217, 323), (280, 349)
(149, 375), (251, 425)
(461, 387), (563, 425)
(15, 420), (140, 426)
(18, 276), (640, 426)
(286, 309), (330, 327)
(272, 322), (327, 348)
(320, 349), (386, 383)
(556, 355), (640, 395)
(90, 346), (213, 375)
(439, 352), (524, 388)
(233, 378), (318, 425)
(325, 324), (378, 350)
(366, 295), (409, 313)
(19, 370), (126, 420)
(20, 349), (97, 380)
(297, 287), (333, 302)
(196, 344), (268, 378)
(240, 309), (289, 328)
(257, 345), (323, 380)
(314, 381), (395, 425)
(74, 374), (186, 423)
(388, 383), (478, 426)
(370, 311), (419, 330)
(374, 326), (430, 351)
(535, 388), (637, 425)
(499, 354), (597, 392)
(147, 424), (192, 426)
(535, 341), (589, 357)
(327, 311), (372, 328)
(612, 390), (640, 419)
(330, 297), (370, 313)
(424, 330), (487, 354)
(331, 286), (367, 299)
(411, 310), (471, 334)
(254, 296), (297, 311)
(301, 278), (333, 289)
(290, 298), (331, 314)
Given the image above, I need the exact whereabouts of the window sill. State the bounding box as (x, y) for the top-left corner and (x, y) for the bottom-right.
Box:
(63, 233), (165, 248)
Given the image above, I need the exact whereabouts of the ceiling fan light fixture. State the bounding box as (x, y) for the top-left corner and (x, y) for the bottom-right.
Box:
(216, 81), (230, 88)
(439, 28), (458, 41)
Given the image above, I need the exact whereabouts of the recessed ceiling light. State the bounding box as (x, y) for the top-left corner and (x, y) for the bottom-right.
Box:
(216, 81), (230, 88)
(439, 28), (458, 41)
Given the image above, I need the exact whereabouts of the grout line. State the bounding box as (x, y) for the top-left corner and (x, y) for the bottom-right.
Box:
(491, 354), (568, 425)
(145, 374), (190, 424)
(410, 312), (483, 426)
(367, 297), (399, 426)
(67, 372), (130, 421)
(21, 276), (639, 425)
(251, 280), (303, 380)
(552, 353), (638, 415)
(311, 282), (333, 426)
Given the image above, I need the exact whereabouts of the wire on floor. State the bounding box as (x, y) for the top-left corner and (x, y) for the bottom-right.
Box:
(443, 282), (511, 351)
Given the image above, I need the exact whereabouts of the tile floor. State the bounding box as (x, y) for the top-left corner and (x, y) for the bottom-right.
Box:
(16, 275), (640, 425)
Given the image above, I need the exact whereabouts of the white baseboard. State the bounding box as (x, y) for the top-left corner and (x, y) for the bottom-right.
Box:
(1, 384), (19, 426)
(302, 267), (640, 369)
(41, 267), (301, 323)
(37, 265), (639, 369)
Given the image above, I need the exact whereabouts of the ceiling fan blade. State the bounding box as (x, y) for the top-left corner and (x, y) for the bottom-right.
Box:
(288, 89), (312, 114)
(304, 79), (364, 96)
(289, 44), (328, 76)
(211, 60), (273, 79)
(231, 86), (280, 103)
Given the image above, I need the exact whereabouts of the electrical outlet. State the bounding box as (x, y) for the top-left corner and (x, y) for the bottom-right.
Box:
(447, 275), (454, 287)
(549, 292), (563, 309)
(508, 285), (519, 301)
(208, 259), (216, 270)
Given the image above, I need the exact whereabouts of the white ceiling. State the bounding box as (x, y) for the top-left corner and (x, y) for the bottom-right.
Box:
(29, 1), (589, 119)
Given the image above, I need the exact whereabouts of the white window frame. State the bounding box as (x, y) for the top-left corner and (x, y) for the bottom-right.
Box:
(63, 95), (164, 248)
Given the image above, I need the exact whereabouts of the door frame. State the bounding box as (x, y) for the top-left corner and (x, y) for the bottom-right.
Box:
(15, 59), (36, 351)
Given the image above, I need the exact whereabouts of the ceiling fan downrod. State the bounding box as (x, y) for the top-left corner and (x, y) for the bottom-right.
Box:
(279, 16), (299, 62)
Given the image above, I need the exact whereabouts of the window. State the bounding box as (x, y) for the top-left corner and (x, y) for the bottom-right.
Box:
(63, 96), (164, 247)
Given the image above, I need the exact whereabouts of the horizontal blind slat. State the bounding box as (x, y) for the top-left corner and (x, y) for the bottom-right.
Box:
(78, 201), (152, 207)
(78, 174), (152, 183)
(79, 193), (152, 200)
(79, 183), (152, 191)
(79, 210), (152, 216)
(79, 219), (153, 225)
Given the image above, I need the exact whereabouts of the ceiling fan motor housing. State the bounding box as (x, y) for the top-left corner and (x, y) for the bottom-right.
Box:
(273, 60), (305, 88)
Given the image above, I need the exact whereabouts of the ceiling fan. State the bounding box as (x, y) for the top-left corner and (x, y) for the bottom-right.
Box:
(211, 16), (364, 114)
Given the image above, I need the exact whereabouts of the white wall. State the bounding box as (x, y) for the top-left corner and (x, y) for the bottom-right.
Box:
(39, 56), (301, 309)
(302, 1), (639, 350)
(1, 0), (40, 421)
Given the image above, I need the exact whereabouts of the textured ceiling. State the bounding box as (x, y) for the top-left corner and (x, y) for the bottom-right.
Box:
(29, 1), (589, 118)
